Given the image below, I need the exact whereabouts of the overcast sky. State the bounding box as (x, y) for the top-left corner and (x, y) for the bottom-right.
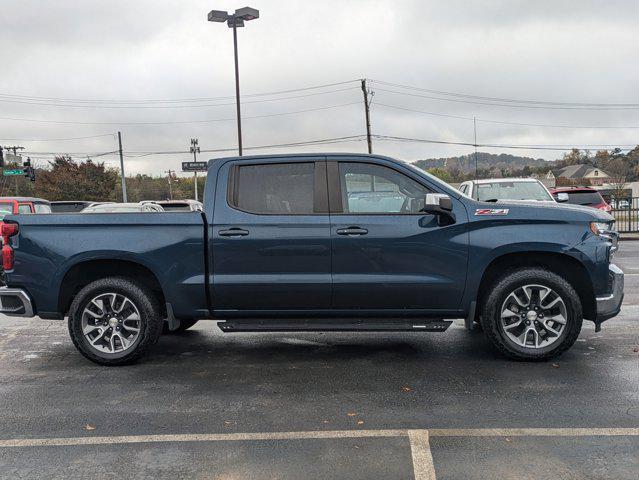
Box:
(1, 0), (638, 175)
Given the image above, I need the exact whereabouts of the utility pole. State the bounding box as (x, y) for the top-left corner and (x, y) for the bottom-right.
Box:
(164, 170), (175, 200)
(361, 79), (373, 154)
(473, 117), (479, 180)
(117, 131), (128, 202)
(190, 138), (201, 201)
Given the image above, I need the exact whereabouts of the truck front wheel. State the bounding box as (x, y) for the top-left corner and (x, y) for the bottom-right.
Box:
(481, 268), (583, 361)
(68, 277), (163, 366)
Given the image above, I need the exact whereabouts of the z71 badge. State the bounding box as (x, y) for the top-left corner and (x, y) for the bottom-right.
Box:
(475, 208), (509, 216)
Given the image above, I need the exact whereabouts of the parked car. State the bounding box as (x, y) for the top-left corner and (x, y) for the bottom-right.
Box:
(458, 178), (555, 202)
(0, 153), (622, 365)
(51, 201), (104, 213)
(0, 197), (52, 217)
(550, 187), (612, 213)
(141, 200), (203, 212)
(81, 202), (165, 213)
(610, 199), (630, 210)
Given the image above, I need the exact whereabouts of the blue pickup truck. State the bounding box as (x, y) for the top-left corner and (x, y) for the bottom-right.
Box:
(0, 153), (623, 365)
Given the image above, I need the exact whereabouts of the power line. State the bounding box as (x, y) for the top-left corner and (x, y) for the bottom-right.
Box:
(374, 87), (639, 111)
(0, 87), (359, 109)
(374, 102), (639, 129)
(0, 133), (116, 142)
(370, 79), (639, 108)
(123, 135), (367, 157)
(373, 134), (637, 151)
(0, 79), (360, 105)
(0, 102), (359, 126)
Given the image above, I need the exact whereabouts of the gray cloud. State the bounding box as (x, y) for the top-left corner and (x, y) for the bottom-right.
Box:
(0, 0), (637, 174)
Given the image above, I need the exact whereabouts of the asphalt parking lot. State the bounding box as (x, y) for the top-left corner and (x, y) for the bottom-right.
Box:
(0, 243), (638, 479)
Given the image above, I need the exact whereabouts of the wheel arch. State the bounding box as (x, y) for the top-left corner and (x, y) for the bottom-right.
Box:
(58, 259), (166, 317)
(476, 251), (596, 321)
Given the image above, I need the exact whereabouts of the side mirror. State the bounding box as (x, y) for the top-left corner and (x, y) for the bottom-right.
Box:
(555, 192), (569, 203)
(422, 193), (455, 225)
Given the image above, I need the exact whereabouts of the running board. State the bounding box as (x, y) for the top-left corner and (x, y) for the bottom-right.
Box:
(218, 319), (452, 333)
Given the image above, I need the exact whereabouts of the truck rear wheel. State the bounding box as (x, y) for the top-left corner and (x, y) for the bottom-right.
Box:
(481, 268), (582, 361)
(68, 277), (163, 366)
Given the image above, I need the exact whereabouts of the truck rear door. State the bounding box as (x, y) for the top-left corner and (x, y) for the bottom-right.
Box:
(209, 157), (331, 314)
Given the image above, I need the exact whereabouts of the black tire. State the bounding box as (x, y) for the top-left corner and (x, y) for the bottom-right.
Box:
(68, 277), (163, 366)
(481, 268), (583, 361)
(162, 319), (199, 334)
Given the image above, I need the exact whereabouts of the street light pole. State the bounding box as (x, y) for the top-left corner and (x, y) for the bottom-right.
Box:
(190, 138), (201, 201)
(232, 24), (243, 156)
(208, 6), (259, 157)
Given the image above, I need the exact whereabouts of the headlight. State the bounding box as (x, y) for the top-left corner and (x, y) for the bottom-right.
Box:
(590, 221), (612, 236)
(590, 221), (619, 254)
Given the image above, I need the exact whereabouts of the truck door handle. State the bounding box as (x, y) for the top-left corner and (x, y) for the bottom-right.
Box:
(336, 226), (368, 236)
(218, 228), (249, 237)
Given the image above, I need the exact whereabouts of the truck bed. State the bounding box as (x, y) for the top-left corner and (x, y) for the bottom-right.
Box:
(4, 212), (208, 319)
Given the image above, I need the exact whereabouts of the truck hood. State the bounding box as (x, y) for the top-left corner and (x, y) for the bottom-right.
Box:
(475, 199), (614, 223)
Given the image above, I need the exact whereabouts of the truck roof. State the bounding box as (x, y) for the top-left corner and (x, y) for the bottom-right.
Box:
(466, 178), (544, 185)
(0, 196), (50, 204)
(207, 152), (396, 166)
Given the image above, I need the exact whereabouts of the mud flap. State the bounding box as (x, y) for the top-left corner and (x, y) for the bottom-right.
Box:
(166, 303), (180, 331)
(464, 301), (476, 332)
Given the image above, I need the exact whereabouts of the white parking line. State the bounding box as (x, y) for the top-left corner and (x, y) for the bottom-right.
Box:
(428, 427), (639, 437)
(2, 427), (639, 480)
(408, 430), (436, 480)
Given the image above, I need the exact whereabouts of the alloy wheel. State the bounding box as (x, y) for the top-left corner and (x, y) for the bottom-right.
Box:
(81, 293), (142, 354)
(500, 284), (568, 349)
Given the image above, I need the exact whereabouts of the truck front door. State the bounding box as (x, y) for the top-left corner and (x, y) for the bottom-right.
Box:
(210, 157), (332, 314)
(327, 157), (468, 313)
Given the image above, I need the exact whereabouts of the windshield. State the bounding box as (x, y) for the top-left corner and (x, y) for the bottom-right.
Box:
(563, 191), (603, 206)
(159, 204), (191, 212)
(475, 181), (553, 202)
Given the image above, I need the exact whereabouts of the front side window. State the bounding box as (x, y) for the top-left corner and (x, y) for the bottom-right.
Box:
(339, 162), (431, 214)
(18, 204), (32, 214)
(230, 162), (315, 214)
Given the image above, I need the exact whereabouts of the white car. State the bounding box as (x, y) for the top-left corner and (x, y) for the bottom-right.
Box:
(82, 202), (165, 213)
(458, 178), (557, 203)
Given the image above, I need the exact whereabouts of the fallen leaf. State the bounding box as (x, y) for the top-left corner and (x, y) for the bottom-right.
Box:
(84, 424), (95, 431)
(633, 347), (638, 353)
(322, 420), (330, 424)
(347, 412), (357, 417)
(223, 421), (234, 427)
(505, 437), (512, 442)
(357, 420), (364, 425)
(552, 363), (560, 368)
(401, 386), (412, 392)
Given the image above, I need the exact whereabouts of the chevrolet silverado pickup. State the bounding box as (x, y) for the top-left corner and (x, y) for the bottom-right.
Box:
(0, 153), (623, 365)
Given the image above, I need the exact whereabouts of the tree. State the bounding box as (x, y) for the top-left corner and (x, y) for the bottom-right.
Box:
(35, 156), (118, 201)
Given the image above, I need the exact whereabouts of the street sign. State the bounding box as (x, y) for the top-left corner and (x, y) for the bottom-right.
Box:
(182, 161), (208, 172)
(2, 169), (23, 176)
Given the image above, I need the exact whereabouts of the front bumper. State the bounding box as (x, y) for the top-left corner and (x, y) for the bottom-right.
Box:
(0, 287), (34, 317)
(596, 264), (624, 323)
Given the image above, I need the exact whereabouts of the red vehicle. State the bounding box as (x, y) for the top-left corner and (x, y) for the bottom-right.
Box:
(549, 187), (611, 213)
(0, 197), (52, 218)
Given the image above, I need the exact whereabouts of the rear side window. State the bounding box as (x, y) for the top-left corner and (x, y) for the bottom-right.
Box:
(229, 162), (315, 214)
